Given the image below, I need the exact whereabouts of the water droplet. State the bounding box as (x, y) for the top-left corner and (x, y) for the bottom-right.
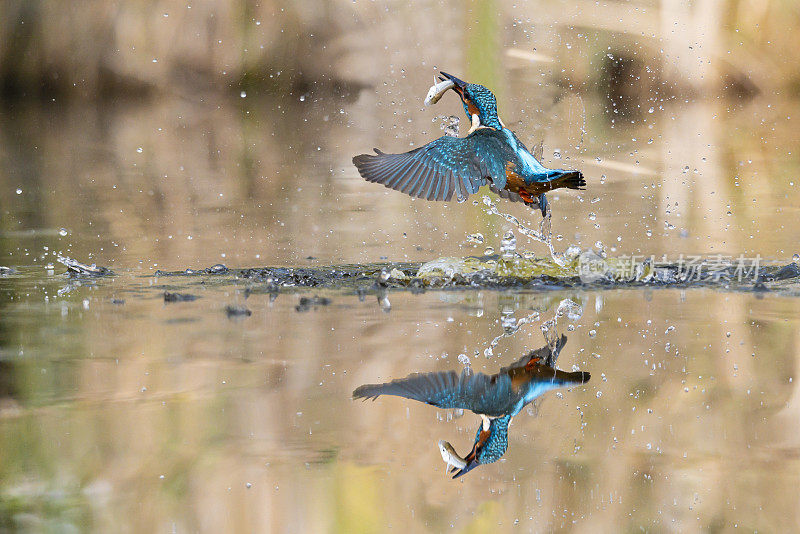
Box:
(500, 230), (517, 259)
(483, 246), (495, 255)
(793, 253), (800, 263)
(379, 295), (391, 313)
(556, 299), (583, 321)
(648, 107), (654, 113)
(59, 228), (68, 237)
(240, 91), (247, 98)
(588, 329), (597, 338)
(466, 233), (484, 245)
(552, 148), (562, 159)
(440, 115), (460, 137)
(15, 188), (22, 195)
(136, 147), (143, 154)
(588, 212), (597, 221)
(726, 332), (731, 338)
(299, 95), (305, 102)
(591, 197), (600, 204)
(457, 353), (470, 366)
(565, 245), (582, 259)
(665, 325), (675, 334)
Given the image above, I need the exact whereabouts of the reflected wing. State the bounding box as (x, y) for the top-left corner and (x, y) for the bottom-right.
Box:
(353, 369), (514, 417)
(353, 129), (511, 202)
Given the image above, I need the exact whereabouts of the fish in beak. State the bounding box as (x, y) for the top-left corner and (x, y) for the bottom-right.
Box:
(424, 71), (469, 106)
(438, 440), (467, 473)
(424, 76), (455, 106)
(450, 415), (490, 479)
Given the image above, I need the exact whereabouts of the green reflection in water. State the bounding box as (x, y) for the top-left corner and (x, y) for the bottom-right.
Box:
(333, 463), (384, 534)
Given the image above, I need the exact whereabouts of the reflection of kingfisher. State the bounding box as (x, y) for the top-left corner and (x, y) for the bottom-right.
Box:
(353, 335), (590, 478)
(353, 72), (586, 216)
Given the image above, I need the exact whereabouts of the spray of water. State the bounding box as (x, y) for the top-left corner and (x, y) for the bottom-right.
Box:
(437, 115), (460, 137)
(540, 298), (583, 355)
(482, 298), (582, 359)
(480, 196), (568, 266)
(483, 309), (541, 358)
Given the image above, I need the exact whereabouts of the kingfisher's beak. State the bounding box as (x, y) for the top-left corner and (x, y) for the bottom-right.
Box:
(450, 436), (481, 479)
(438, 72), (467, 94)
(451, 457), (480, 479)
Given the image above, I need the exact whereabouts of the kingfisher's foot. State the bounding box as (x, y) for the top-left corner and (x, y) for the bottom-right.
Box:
(520, 192), (548, 217)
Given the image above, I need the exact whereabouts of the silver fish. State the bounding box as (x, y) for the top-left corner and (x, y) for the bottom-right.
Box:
(424, 77), (455, 106)
(438, 440), (467, 471)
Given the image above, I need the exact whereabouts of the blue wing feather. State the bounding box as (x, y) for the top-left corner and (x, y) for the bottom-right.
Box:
(353, 370), (517, 417)
(353, 129), (514, 202)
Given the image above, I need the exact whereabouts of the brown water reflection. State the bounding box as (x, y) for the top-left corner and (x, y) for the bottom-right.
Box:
(1, 272), (800, 531)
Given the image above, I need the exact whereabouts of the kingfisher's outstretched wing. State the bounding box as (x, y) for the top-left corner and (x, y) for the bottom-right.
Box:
(353, 129), (513, 202)
(353, 335), (590, 418)
(353, 369), (516, 417)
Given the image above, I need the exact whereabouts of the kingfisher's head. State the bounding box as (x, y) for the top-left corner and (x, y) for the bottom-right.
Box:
(425, 72), (503, 131)
(451, 415), (511, 478)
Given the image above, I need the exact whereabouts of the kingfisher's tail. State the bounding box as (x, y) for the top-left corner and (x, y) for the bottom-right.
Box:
(551, 170), (586, 191)
(559, 370), (591, 385)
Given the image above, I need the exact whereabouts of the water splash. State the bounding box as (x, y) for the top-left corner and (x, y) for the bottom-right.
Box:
(481, 196), (568, 266)
(57, 254), (112, 276)
(541, 298), (583, 355)
(465, 233), (485, 245)
(483, 309), (541, 358)
(482, 298), (582, 362)
(437, 115), (460, 137)
(500, 230), (517, 260)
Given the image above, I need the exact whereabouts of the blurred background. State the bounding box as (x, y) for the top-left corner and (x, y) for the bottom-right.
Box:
(1, 0), (798, 268)
(1, 1), (800, 533)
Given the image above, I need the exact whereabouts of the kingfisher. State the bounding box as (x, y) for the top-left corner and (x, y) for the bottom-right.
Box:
(353, 335), (590, 478)
(353, 72), (586, 216)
